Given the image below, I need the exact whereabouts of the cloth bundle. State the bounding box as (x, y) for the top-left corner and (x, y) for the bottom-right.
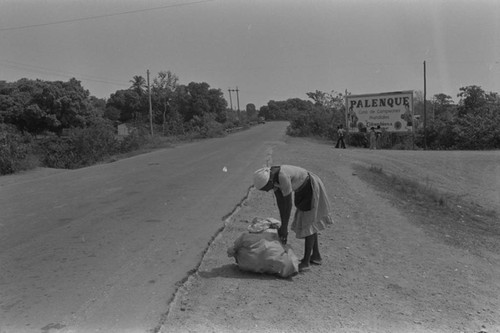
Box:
(227, 218), (299, 278)
(246, 217), (281, 233)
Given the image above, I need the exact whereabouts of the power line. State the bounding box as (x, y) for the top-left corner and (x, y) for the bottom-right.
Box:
(0, 0), (215, 32)
(0, 59), (117, 82)
(0, 59), (129, 87)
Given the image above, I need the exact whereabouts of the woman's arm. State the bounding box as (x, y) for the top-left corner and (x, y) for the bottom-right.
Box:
(274, 188), (293, 244)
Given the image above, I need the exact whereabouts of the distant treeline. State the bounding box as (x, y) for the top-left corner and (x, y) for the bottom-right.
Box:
(0, 72), (259, 174)
(261, 86), (500, 150)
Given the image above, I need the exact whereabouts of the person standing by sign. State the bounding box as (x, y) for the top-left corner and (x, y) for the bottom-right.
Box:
(401, 102), (412, 130)
(253, 165), (334, 272)
(348, 106), (358, 130)
(375, 125), (382, 149)
(335, 125), (346, 149)
(369, 127), (377, 149)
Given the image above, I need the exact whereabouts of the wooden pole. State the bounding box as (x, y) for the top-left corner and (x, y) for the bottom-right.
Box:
(423, 61), (427, 150)
(228, 89), (233, 110)
(236, 86), (240, 121)
(147, 69), (153, 136)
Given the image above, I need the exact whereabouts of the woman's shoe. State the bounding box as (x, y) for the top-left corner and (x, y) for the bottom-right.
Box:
(298, 261), (311, 272)
(310, 259), (323, 266)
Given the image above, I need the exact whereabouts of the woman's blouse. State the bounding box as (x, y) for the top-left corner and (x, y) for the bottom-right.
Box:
(274, 165), (309, 196)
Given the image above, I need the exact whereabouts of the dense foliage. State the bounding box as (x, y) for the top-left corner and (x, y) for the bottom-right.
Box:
(37, 120), (118, 169)
(278, 86), (500, 151)
(259, 92), (347, 140)
(106, 73), (228, 133)
(0, 124), (38, 174)
(0, 73), (235, 174)
(421, 86), (500, 150)
(258, 98), (315, 121)
(0, 78), (98, 134)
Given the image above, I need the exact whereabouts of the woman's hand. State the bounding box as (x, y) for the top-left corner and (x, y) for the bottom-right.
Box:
(278, 227), (288, 244)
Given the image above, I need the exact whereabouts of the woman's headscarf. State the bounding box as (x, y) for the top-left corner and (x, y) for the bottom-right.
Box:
(253, 167), (271, 190)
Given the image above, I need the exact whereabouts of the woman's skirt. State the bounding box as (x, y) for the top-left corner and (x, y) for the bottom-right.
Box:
(291, 172), (333, 238)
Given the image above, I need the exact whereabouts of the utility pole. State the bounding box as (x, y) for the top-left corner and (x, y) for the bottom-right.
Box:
(344, 89), (349, 131)
(229, 87), (240, 121)
(235, 86), (240, 120)
(423, 61), (427, 150)
(147, 69), (153, 136)
(228, 89), (233, 111)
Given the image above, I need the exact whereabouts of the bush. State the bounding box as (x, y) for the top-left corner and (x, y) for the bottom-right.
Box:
(347, 132), (369, 148)
(287, 107), (343, 139)
(347, 131), (415, 150)
(37, 136), (75, 169)
(384, 132), (415, 150)
(118, 129), (148, 153)
(70, 121), (118, 165)
(419, 105), (500, 150)
(0, 124), (39, 175)
(187, 113), (226, 139)
(38, 120), (119, 169)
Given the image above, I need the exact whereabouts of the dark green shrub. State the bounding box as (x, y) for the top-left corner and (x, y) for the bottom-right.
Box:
(187, 113), (226, 139)
(38, 120), (119, 169)
(37, 136), (75, 169)
(287, 107), (343, 139)
(0, 124), (38, 175)
(347, 132), (369, 148)
(69, 121), (118, 166)
(384, 132), (415, 150)
(118, 129), (148, 153)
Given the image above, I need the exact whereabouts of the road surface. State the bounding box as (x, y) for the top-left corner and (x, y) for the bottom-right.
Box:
(0, 122), (289, 333)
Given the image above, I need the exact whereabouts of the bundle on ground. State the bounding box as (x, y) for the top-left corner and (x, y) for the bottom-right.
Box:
(227, 219), (299, 278)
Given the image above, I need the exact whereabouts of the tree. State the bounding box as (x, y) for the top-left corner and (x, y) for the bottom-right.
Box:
(246, 103), (257, 120)
(287, 104), (341, 139)
(432, 93), (455, 121)
(258, 98), (313, 121)
(129, 75), (146, 96)
(175, 82), (227, 122)
(457, 85), (487, 117)
(106, 89), (143, 122)
(207, 87), (228, 122)
(306, 90), (345, 111)
(152, 70), (179, 134)
(103, 106), (121, 122)
(89, 96), (106, 117)
(434, 93), (454, 106)
(0, 78), (95, 134)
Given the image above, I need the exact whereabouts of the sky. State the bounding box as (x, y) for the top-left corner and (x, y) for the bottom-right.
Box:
(1, 0), (499, 109)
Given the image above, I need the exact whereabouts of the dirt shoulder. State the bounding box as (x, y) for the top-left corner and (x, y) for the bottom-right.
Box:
(161, 138), (500, 333)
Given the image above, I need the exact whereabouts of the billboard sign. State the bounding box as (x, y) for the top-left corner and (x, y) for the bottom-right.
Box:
(346, 91), (414, 133)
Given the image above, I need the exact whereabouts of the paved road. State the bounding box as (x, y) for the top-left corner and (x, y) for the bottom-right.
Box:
(0, 122), (288, 333)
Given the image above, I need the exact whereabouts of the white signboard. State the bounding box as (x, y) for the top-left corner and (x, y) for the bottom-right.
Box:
(345, 91), (413, 133)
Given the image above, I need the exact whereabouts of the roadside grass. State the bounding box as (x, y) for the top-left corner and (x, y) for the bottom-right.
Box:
(368, 165), (448, 207)
(355, 164), (500, 256)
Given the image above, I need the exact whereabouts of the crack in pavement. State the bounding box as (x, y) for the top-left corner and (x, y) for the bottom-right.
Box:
(150, 185), (254, 333)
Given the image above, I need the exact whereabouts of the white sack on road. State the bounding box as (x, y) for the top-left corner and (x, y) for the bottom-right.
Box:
(227, 229), (299, 278)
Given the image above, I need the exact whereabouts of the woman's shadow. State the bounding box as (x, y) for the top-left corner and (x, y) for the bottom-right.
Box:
(198, 263), (295, 281)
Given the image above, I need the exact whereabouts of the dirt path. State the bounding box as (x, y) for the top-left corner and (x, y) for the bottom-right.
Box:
(162, 138), (500, 333)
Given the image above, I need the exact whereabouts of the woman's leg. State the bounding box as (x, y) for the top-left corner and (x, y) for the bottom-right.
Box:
(310, 233), (322, 264)
(310, 233), (321, 263)
(300, 234), (315, 270)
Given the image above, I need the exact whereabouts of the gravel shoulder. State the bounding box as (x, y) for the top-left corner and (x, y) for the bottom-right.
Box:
(162, 138), (500, 333)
